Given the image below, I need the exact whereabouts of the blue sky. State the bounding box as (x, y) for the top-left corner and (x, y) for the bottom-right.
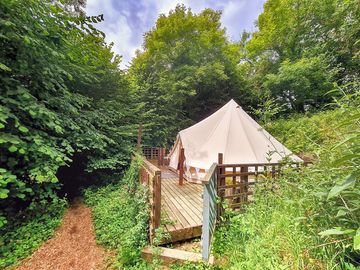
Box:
(85, 0), (265, 68)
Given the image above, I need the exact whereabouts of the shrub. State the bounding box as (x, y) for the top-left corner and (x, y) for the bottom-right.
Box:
(83, 155), (150, 268)
(0, 198), (66, 268)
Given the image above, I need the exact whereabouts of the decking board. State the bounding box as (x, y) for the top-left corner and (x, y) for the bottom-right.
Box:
(163, 180), (202, 223)
(160, 168), (203, 243)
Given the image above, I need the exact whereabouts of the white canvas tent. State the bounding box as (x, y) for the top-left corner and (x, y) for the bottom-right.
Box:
(168, 99), (302, 181)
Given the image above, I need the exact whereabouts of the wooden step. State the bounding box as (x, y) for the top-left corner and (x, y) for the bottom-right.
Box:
(141, 246), (215, 266)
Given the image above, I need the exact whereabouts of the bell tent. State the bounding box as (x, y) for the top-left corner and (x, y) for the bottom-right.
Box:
(168, 99), (302, 181)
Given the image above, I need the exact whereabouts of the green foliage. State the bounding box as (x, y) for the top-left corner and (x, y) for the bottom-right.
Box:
(214, 173), (321, 269)
(265, 107), (349, 157)
(264, 57), (336, 112)
(212, 91), (360, 269)
(0, 198), (66, 268)
(0, 0), (138, 222)
(170, 261), (218, 270)
(131, 5), (252, 146)
(241, 0), (359, 113)
(83, 156), (150, 268)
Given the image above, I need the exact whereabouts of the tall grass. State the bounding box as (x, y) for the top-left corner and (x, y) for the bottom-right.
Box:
(213, 92), (360, 269)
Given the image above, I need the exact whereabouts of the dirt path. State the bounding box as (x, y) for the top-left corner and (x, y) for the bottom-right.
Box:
(14, 201), (108, 270)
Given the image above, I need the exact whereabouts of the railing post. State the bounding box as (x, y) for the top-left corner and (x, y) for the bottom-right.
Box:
(241, 166), (248, 203)
(179, 148), (185, 185)
(158, 147), (162, 166)
(153, 171), (161, 230)
(217, 153), (223, 219)
(162, 148), (166, 165)
(141, 159), (162, 243)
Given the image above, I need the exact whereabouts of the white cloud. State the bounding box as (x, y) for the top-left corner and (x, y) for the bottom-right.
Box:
(156, 0), (190, 14)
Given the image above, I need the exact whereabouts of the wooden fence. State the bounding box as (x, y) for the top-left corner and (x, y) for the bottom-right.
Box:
(139, 158), (161, 242)
(201, 153), (310, 261)
(217, 153), (309, 216)
(142, 147), (168, 166)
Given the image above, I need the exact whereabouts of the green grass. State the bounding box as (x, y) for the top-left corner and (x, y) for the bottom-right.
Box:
(0, 199), (66, 268)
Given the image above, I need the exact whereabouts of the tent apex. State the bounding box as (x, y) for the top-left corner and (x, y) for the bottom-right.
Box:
(227, 98), (241, 108)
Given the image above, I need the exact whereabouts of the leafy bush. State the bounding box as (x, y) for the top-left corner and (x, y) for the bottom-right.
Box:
(213, 91), (360, 269)
(0, 0), (137, 222)
(0, 198), (66, 268)
(265, 109), (349, 157)
(83, 156), (150, 268)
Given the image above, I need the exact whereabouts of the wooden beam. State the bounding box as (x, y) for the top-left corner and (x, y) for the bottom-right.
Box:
(153, 172), (161, 230)
(179, 148), (185, 185)
(162, 225), (202, 244)
(141, 246), (215, 265)
(158, 147), (162, 166)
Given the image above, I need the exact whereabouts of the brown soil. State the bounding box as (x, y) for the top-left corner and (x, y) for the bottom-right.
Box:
(14, 200), (110, 270)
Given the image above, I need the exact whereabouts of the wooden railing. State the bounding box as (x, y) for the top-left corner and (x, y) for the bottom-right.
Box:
(139, 158), (161, 242)
(142, 147), (160, 160)
(201, 153), (310, 261)
(201, 163), (218, 261)
(142, 147), (168, 166)
(217, 153), (309, 216)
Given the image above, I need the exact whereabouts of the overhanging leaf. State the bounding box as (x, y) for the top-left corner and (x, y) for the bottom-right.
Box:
(354, 228), (360, 250)
(0, 63), (11, 72)
(319, 227), (354, 237)
(319, 228), (345, 236)
(327, 174), (356, 200)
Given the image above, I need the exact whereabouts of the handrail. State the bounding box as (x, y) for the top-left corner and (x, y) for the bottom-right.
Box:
(217, 161), (310, 168)
(142, 158), (161, 177)
(140, 158), (161, 243)
(201, 162), (218, 261)
(202, 163), (218, 184)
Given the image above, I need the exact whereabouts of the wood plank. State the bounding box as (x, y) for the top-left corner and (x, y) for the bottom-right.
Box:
(162, 200), (186, 230)
(163, 179), (203, 207)
(165, 184), (202, 225)
(162, 186), (194, 228)
(165, 178), (203, 205)
(161, 225), (202, 244)
(162, 187), (191, 228)
(167, 194), (199, 227)
(162, 199), (185, 230)
(141, 246), (214, 265)
(163, 181), (202, 224)
(163, 180), (202, 215)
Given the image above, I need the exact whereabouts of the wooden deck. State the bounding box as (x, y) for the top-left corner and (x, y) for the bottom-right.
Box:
(160, 168), (203, 243)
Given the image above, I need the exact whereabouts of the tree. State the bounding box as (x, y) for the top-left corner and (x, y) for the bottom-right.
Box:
(240, 0), (359, 112)
(264, 57), (335, 112)
(0, 0), (137, 220)
(131, 5), (251, 146)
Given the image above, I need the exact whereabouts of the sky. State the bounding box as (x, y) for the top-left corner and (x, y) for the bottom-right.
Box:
(85, 0), (266, 68)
